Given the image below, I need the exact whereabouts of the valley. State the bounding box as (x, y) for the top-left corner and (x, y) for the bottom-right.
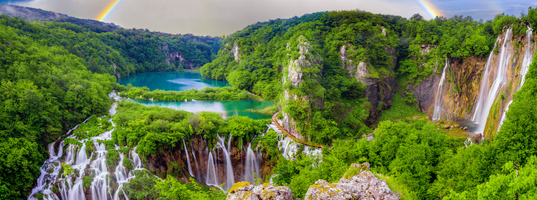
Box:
(0, 3), (537, 200)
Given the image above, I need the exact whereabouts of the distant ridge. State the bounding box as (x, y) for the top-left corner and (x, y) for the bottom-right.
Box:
(0, 3), (121, 32)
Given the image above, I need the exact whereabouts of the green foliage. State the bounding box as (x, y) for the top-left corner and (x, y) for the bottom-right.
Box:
(0, 15), (222, 77)
(378, 94), (424, 122)
(155, 177), (225, 200)
(0, 138), (45, 199)
(120, 86), (252, 101)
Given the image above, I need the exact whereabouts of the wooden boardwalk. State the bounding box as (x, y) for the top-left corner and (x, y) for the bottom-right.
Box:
(272, 112), (323, 148)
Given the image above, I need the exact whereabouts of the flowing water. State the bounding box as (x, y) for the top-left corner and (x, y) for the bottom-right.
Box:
(432, 60), (450, 121)
(471, 28), (512, 134)
(243, 143), (261, 184)
(29, 93), (158, 200)
(498, 27), (535, 132)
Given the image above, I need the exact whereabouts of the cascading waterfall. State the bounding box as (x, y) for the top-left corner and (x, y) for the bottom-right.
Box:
(215, 134), (234, 190)
(471, 28), (513, 134)
(190, 143), (201, 179)
(29, 95), (160, 200)
(243, 143), (261, 184)
(183, 140), (194, 177)
(518, 27), (534, 90)
(498, 100), (513, 131)
(205, 151), (219, 187)
(497, 27), (534, 132)
(432, 60), (450, 121)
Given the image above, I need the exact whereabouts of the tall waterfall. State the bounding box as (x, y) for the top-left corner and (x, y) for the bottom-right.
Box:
(498, 27), (534, 132)
(183, 140), (194, 177)
(205, 151), (219, 187)
(518, 27), (534, 90)
(432, 60), (450, 121)
(243, 143), (261, 184)
(471, 28), (513, 134)
(215, 134), (235, 190)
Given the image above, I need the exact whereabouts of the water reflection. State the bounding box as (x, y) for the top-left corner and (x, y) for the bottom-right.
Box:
(132, 99), (274, 120)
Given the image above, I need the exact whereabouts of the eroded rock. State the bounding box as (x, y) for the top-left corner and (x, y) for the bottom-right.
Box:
(304, 163), (398, 200)
(227, 182), (293, 200)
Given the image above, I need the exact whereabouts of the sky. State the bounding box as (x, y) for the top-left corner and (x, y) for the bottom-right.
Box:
(1, 0), (536, 36)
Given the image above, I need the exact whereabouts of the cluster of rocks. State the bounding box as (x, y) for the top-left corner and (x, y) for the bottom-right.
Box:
(226, 163), (399, 200)
(226, 182), (293, 200)
(304, 163), (398, 200)
(442, 124), (468, 130)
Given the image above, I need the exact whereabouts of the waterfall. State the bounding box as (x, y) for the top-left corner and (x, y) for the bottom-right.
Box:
(432, 60), (450, 121)
(243, 143), (261, 184)
(498, 100), (513, 131)
(183, 140), (194, 177)
(471, 28), (513, 134)
(518, 27), (534, 90)
(498, 27), (535, 132)
(215, 134), (234, 190)
(90, 141), (111, 200)
(190, 143), (200, 179)
(28, 95), (161, 200)
(113, 153), (130, 200)
(205, 151), (219, 186)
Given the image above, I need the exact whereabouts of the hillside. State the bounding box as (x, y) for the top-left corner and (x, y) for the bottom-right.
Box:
(2, 4), (537, 200)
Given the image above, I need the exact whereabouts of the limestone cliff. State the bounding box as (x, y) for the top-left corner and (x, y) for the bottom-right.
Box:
(280, 35), (324, 140)
(146, 136), (272, 188)
(161, 45), (198, 69)
(408, 26), (536, 137)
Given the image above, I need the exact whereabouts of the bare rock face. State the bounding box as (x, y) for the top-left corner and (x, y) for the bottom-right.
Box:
(305, 163), (398, 200)
(227, 182), (293, 200)
(232, 42), (241, 61)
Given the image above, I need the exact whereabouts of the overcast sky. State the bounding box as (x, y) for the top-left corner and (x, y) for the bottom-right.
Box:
(1, 0), (536, 36)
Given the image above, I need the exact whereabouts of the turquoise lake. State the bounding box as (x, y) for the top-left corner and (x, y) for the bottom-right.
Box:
(118, 71), (230, 91)
(118, 72), (273, 120)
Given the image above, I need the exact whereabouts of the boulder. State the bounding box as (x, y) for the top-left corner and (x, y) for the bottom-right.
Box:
(304, 163), (398, 200)
(227, 182), (293, 200)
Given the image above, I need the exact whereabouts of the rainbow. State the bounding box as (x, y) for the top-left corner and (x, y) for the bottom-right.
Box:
(416, 0), (443, 18)
(96, 0), (123, 22)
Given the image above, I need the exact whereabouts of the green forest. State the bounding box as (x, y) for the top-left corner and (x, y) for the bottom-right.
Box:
(2, 3), (537, 200)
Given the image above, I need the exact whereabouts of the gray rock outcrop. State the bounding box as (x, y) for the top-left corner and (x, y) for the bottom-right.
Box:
(226, 182), (293, 200)
(281, 35), (323, 140)
(304, 163), (398, 200)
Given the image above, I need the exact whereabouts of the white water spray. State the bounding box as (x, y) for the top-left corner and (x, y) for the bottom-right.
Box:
(432, 60), (450, 121)
(472, 28), (513, 134)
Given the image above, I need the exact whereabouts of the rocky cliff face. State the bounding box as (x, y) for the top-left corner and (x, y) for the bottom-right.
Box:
(408, 27), (535, 137)
(146, 136), (271, 188)
(161, 45), (198, 69)
(281, 35), (324, 140)
(340, 43), (397, 124)
(408, 56), (487, 119)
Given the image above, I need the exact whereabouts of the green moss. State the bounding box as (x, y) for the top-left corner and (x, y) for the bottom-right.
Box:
(378, 94), (425, 123)
(229, 181), (252, 194)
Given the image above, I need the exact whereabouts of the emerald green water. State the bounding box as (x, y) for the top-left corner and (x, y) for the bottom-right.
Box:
(131, 99), (273, 119)
(118, 72), (230, 91)
(119, 72), (273, 119)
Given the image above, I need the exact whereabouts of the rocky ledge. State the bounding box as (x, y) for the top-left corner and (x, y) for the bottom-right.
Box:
(227, 182), (293, 200)
(305, 163), (398, 200)
(227, 163), (398, 200)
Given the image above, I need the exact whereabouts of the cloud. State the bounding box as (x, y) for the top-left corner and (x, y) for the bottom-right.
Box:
(12, 0), (533, 36)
